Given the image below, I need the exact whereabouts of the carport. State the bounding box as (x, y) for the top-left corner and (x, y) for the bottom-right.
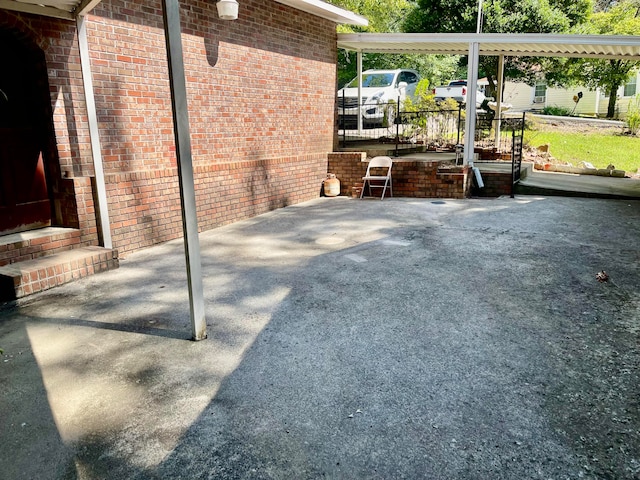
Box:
(337, 32), (640, 168)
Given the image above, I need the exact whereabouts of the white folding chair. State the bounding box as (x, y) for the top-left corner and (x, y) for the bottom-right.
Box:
(360, 156), (393, 200)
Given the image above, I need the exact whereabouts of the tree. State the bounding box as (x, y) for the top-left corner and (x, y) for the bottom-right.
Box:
(327, 0), (463, 88)
(402, 0), (592, 98)
(561, 0), (640, 117)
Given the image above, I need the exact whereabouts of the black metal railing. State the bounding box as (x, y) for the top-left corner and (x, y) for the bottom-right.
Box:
(471, 112), (526, 159)
(338, 95), (463, 155)
(465, 112), (526, 197)
(511, 115), (525, 197)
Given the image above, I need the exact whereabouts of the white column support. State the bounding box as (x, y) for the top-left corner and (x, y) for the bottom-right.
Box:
(463, 41), (480, 166)
(494, 54), (504, 148)
(464, 41), (483, 187)
(77, 15), (112, 249)
(357, 50), (363, 134)
(162, 0), (207, 341)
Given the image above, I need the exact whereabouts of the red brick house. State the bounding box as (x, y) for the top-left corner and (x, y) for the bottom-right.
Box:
(0, 0), (366, 299)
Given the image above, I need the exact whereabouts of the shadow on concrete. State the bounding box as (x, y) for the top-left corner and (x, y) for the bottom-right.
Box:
(1, 197), (639, 479)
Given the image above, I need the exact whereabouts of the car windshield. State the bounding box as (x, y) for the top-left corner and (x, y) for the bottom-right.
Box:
(347, 73), (394, 88)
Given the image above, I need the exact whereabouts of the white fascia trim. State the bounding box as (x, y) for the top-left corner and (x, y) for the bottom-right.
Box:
(0, 0), (74, 19)
(273, 0), (368, 26)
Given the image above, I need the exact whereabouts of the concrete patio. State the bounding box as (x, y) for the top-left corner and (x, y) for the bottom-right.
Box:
(1, 195), (639, 479)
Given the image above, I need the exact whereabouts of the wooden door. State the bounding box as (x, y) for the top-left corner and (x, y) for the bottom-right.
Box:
(0, 128), (50, 234)
(0, 30), (52, 235)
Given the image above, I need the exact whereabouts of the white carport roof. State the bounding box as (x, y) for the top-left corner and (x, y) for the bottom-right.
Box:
(338, 32), (640, 192)
(338, 33), (640, 60)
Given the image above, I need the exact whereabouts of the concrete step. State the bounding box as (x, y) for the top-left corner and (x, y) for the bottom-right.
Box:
(0, 246), (119, 301)
(0, 227), (83, 267)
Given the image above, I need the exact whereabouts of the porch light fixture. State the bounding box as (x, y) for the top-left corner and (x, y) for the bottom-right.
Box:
(217, 0), (239, 20)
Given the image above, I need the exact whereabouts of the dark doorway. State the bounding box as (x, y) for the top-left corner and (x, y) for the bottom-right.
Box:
(0, 29), (53, 235)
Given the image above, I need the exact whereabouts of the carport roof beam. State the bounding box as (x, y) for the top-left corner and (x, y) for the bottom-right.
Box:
(337, 33), (640, 61)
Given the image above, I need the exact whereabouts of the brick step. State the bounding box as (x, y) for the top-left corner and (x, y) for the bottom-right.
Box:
(0, 227), (83, 267)
(0, 246), (119, 301)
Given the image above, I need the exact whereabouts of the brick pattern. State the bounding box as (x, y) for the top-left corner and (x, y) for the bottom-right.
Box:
(473, 172), (514, 197)
(327, 152), (368, 196)
(0, 247), (119, 300)
(0, 230), (82, 267)
(329, 153), (472, 199)
(105, 155), (327, 252)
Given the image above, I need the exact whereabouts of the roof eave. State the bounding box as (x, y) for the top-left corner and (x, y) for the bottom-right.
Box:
(273, 0), (368, 26)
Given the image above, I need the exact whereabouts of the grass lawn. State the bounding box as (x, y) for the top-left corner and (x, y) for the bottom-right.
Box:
(524, 129), (640, 173)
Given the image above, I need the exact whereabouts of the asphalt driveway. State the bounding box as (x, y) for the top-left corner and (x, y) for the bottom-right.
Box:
(1, 196), (639, 479)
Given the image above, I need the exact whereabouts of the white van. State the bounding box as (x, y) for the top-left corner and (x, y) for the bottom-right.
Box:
(338, 69), (420, 128)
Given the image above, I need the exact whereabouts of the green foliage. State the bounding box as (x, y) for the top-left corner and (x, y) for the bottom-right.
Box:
(402, 0), (593, 97)
(401, 90), (463, 145)
(556, 0), (640, 117)
(626, 95), (640, 135)
(541, 105), (574, 116)
(405, 79), (438, 111)
(328, 0), (463, 88)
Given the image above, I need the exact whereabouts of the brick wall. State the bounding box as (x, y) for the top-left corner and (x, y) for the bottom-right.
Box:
(105, 154), (327, 252)
(472, 171), (514, 197)
(327, 152), (368, 196)
(2, 0), (338, 256)
(328, 153), (472, 199)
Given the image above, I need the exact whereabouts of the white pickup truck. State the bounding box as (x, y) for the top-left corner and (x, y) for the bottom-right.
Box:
(432, 80), (486, 107)
(337, 69), (420, 128)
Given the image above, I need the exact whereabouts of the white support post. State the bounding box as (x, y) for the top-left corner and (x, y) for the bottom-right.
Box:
(494, 54), (504, 148)
(162, 0), (207, 341)
(463, 41), (480, 166)
(357, 50), (363, 134)
(77, 16), (112, 249)
(464, 41), (484, 187)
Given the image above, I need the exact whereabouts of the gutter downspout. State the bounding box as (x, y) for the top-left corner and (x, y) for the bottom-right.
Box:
(77, 15), (112, 249)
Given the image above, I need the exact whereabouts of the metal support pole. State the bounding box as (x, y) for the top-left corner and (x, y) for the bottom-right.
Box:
(77, 16), (112, 249)
(357, 50), (363, 134)
(395, 95), (400, 157)
(463, 41), (480, 166)
(476, 0), (484, 34)
(494, 55), (504, 149)
(464, 41), (483, 188)
(162, 0), (207, 340)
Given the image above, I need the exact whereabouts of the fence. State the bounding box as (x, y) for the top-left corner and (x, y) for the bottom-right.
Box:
(471, 112), (526, 163)
(338, 96), (463, 155)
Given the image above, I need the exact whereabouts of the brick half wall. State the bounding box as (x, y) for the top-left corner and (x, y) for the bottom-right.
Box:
(328, 153), (471, 199)
(106, 154), (327, 253)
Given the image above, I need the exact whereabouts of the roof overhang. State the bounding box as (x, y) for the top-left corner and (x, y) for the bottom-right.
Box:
(338, 33), (640, 60)
(0, 0), (100, 19)
(274, 0), (368, 26)
(0, 0), (367, 25)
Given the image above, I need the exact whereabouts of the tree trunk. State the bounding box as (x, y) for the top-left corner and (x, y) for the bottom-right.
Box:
(607, 80), (621, 118)
(485, 72), (497, 100)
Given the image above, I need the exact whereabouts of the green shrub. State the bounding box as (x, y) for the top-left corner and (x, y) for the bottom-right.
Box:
(541, 105), (573, 117)
(625, 94), (640, 136)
